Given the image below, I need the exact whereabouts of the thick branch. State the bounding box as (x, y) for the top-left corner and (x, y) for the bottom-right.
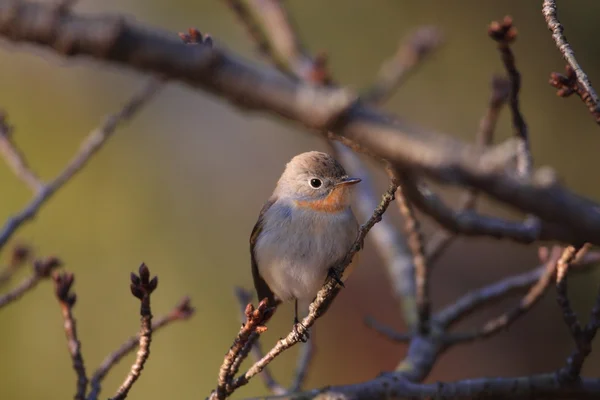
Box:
(301, 373), (600, 400)
(2, 1), (600, 245)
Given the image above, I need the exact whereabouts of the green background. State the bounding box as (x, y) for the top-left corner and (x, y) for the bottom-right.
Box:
(1, 0), (600, 399)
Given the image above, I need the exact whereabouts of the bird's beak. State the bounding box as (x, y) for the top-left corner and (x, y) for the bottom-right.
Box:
(335, 177), (362, 187)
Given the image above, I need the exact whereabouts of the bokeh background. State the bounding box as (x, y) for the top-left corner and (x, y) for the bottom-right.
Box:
(1, 0), (600, 398)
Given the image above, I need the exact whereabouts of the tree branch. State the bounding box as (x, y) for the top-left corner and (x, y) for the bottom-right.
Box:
(360, 27), (443, 104)
(425, 76), (510, 264)
(109, 263), (158, 400)
(296, 373), (600, 400)
(87, 297), (194, 400)
(0, 113), (43, 192)
(0, 78), (161, 251)
(0, 256), (61, 309)
(3, 1), (600, 245)
(543, 0), (600, 125)
(53, 271), (87, 400)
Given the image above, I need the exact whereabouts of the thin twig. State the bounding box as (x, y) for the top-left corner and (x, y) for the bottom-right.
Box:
(0, 244), (31, 287)
(556, 244), (592, 382)
(231, 288), (285, 396)
(331, 142), (418, 326)
(434, 248), (600, 328)
(489, 16), (532, 177)
(289, 332), (316, 392)
(543, 0), (600, 125)
(0, 113), (43, 193)
(53, 271), (88, 400)
(0, 79), (162, 251)
(221, 181), (398, 397)
(361, 27), (443, 104)
(392, 174), (429, 334)
(442, 247), (563, 343)
(0, 256), (61, 309)
(426, 76), (510, 264)
(210, 297), (272, 400)
(87, 297), (194, 400)
(109, 263), (158, 400)
(364, 316), (412, 342)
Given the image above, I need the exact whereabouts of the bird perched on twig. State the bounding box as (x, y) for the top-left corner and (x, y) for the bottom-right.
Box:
(250, 151), (361, 341)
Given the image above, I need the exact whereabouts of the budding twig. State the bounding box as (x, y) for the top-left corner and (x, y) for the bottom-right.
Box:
(543, 0), (600, 126)
(87, 296), (194, 400)
(488, 16), (532, 177)
(210, 297), (272, 400)
(53, 271), (88, 400)
(0, 256), (61, 309)
(231, 288), (285, 395)
(109, 263), (158, 400)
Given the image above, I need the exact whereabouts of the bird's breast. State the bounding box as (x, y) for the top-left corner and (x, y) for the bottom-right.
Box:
(254, 201), (358, 303)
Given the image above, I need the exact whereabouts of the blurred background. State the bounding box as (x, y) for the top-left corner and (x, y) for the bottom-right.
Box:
(1, 0), (600, 398)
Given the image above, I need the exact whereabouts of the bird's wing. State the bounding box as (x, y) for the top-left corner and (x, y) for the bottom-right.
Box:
(250, 196), (278, 307)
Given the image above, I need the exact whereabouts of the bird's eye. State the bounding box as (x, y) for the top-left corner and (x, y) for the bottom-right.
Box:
(309, 178), (322, 188)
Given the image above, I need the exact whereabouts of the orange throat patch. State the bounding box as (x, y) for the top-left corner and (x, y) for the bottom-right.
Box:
(295, 186), (348, 213)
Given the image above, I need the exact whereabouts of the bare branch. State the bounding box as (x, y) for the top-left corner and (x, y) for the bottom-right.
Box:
(289, 333), (316, 393)
(489, 16), (532, 176)
(109, 263), (158, 400)
(0, 114), (43, 193)
(441, 247), (563, 343)
(426, 76), (510, 264)
(364, 316), (412, 343)
(332, 143), (418, 326)
(53, 271), (87, 400)
(0, 79), (161, 251)
(297, 373), (600, 400)
(210, 298), (272, 399)
(87, 297), (194, 400)
(543, 0), (600, 125)
(231, 288), (285, 396)
(399, 172), (576, 245)
(555, 244), (593, 382)
(3, 2), (600, 245)
(435, 248), (600, 329)
(0, 256), (61, 309)
(361, 27), (443, 103)
(393, 177), (429, 334)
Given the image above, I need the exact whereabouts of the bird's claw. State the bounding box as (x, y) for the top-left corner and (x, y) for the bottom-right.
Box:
(328, 267), (345, 288)
(293, 318), (310, 343)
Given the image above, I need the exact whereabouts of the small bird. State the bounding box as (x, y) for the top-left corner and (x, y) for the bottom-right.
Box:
(250, 151), (361, 337)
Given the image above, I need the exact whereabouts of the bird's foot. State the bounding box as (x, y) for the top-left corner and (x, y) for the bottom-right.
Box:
(328, 267), (345, 288)
(293, 317), (310, 343)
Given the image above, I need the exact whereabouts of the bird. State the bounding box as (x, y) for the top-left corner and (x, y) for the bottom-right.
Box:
(250, 151), (361, 339)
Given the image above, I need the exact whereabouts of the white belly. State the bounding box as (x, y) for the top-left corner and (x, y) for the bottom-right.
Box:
(255, 201), (358, 303)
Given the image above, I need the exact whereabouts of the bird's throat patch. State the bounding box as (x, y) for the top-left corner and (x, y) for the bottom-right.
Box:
(295, 187), (348, 213)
